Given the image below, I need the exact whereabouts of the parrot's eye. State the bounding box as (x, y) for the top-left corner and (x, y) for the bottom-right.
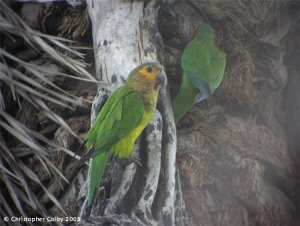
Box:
(146, 66), (153, 73)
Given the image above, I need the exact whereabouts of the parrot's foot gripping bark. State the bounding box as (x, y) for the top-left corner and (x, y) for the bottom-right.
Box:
(121, 156), (142, 167)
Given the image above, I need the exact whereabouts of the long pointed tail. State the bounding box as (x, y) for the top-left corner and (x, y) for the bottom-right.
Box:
(172, 73), (198, 123)
(87, 151), (110, 206)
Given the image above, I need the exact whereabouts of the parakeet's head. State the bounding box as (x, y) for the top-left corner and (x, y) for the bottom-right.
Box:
(195, 22), (215, 41)
(128, 62), (166, 92)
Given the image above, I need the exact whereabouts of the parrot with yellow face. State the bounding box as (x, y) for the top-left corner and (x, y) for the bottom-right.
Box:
(79, 62), (166, 207)
(172, 22), (226, 123)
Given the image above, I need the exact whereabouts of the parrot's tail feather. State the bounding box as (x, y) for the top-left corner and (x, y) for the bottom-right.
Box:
(87, 151), (110, 206)
(172, 73), (198, 123)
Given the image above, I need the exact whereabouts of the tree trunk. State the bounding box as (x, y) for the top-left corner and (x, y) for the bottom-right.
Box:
(159, 1), (298, 226)
(78, 1), (186, 225)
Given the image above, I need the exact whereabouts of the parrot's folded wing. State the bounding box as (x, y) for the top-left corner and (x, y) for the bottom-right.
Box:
(83, 90), (145, 161)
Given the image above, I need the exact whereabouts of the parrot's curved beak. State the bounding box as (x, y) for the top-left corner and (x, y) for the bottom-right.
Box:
(156, 70), (167, 87)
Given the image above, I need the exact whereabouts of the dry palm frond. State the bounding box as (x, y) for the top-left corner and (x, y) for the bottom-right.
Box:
(0, 0), (94, 220)
(0, 1), (96, 82)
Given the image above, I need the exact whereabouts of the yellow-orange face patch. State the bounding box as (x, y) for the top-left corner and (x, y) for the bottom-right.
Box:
(138, 65), (159, 81)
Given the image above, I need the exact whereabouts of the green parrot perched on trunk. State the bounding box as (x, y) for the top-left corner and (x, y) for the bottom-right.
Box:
(172, 22), (226, 123)
(79, 62), (166, 207)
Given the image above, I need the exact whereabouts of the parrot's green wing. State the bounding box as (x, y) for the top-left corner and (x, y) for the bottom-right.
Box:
(85, 87), (128, 149)
(80, 87), (145, 164)
(93, 90), (145, 151)
(181, 40), (211, 82)
(206, 47), (226, 90)
(181, 39), (226, 92)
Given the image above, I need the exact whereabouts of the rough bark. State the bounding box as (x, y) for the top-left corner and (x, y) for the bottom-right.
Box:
(284, 12), (300, 222)
(159, 1), (298, 226)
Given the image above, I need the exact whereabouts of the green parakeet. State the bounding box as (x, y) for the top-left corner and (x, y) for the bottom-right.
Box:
(79, 62), (166, 207)
(172, 22), (226, 123)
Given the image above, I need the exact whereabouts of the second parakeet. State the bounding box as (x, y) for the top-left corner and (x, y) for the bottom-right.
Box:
(79, 62), (166, 208)
(172, 22), (226, 123)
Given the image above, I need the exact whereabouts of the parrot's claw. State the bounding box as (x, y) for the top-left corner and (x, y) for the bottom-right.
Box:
(95, 186), (106, 201)
(122, 157), (142, 167)
(203, 99), (211, 117)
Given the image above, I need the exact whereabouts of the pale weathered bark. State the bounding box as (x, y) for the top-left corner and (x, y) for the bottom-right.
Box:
(78, 0), (186, 225)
